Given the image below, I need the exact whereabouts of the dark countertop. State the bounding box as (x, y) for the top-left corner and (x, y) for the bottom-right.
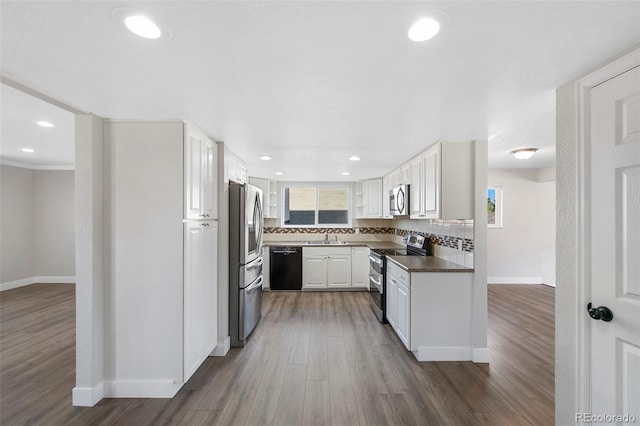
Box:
(386, 255), (474, 273)
(264, 240), (406, 250)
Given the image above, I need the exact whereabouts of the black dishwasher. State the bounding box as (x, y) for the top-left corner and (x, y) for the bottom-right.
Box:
(270, 247), (302, 290)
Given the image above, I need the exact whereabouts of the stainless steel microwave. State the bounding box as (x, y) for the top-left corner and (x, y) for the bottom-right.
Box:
(389, 184), (409, 216)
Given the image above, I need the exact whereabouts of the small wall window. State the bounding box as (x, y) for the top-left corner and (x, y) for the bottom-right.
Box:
(282, 185), (351, 227)
(487, 186), (503, 228)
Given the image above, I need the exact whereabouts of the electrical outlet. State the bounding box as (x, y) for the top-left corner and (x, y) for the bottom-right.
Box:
(355, 227), (360, 234)
(458, 239), (463, 251)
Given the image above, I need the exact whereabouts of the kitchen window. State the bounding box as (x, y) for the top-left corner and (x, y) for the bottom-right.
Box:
(282, 185), (351, 227)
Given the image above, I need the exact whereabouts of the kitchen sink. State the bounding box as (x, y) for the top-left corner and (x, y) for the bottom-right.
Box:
(304, 240), (350, 245)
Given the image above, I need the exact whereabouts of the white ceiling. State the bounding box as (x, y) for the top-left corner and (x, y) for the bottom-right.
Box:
(1, 1), (638, 179)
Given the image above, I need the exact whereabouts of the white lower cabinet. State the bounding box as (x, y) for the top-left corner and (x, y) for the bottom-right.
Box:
(302, 247), (352, 289)
(351, 247), (369, 288)
(386, 259), (410, 349)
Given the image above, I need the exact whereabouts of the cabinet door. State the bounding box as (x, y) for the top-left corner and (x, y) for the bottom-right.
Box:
(382, 175), (393, 219)
(185, 127), (204, 219)
(396, 283), (411, 350)
(351, 247), (369, 288)
(327, 255), (352, 288)
(386, 274), (397, 327)
(202, 138), (218, 219)
(364, 179), (382, 218)
(423, 144), (441, 219)
(409, 156), (423, 218)
(303, 256), (327, 288)
(400, 165), (410, 184)
(184, 221), (218, 381)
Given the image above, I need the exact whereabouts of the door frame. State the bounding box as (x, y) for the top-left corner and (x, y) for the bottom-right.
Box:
(574, 48), (640, 414)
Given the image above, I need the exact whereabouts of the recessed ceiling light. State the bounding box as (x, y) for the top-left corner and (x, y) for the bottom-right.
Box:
(341, 172), (350, 176)
(36, 121), (54, 128)
(408, 18), (440, 42)
(275, 172), (284, 176)
(510, 148), (538, 160)
(260, 155), (272, 161)
(349, 156), (360, 161)
(112, 7), (171, 41)
(21, 148), (35, 153)
(124, 15), (162, 39)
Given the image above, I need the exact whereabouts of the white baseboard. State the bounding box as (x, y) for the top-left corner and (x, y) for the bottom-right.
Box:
(1, 276), (76, 291)
(211, 336), (231, 356)
(72, 382), (104, 406)
(472, 348), (491, 363)
(414, 346), (472, 361)
(104, 380), (182, 398)
(487, 277), (543, 284)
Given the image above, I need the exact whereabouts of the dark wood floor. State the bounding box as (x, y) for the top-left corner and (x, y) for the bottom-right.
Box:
(0, 284), (554, 425)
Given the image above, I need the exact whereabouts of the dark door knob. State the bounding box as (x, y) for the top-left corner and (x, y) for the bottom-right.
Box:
(587, 303), (613, 322)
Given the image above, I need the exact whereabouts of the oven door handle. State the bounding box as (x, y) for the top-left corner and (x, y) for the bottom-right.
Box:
(369, 255), (382, 266)
(369, 274), (382, 287)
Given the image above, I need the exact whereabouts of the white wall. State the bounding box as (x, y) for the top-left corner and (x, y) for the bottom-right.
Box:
(35, 170), (75, 277)
(1, 165), (75, 288)
(487, 168), (555, 285)
(1, 165), (36, 284)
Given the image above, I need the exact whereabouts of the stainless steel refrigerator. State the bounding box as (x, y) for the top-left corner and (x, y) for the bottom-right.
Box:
(229, 183), (264, 347)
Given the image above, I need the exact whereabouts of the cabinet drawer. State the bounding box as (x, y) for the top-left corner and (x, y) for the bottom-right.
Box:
(303, 247), (352, 256)
(387, 259), (410, 287)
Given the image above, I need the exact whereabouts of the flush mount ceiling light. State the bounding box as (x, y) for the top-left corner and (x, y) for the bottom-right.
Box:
(408, 11), (451, 42)
(260, 155), (272, 161)
(341, 172), (350, 176)
(510, 148), (538, 160)
(36, 121), (54, 128)
(21, 148), (35, 153)
(349, 156), (360, 161)
(112, 7), (172, 41)
(275, 172), (284, 176)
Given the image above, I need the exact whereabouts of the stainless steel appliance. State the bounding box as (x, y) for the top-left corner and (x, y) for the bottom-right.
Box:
(389, 184), (410, 216)
(270, 247), (303, 290)
(229, 183), (264, 347)
(368, 233), (429, 322)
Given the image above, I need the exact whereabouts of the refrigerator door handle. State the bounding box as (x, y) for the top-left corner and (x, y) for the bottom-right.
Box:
(246, 276), (264, 293)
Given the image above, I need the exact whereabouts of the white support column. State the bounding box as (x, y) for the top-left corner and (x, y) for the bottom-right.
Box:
(72, 114), (105, 406)
(472, 140), (489, 362)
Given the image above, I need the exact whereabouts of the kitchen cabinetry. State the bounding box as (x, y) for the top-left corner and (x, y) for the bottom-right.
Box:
(409, 155), (423, 219)
(226, 150), (248, 184)
(351, 246), (369, 288)
(386, 259), (410, 349)
(105, 121), (218, 397)
(355, 178), (383, 218)
(185, 124), (217, 220)
(302, 247), (352, 289)
(249, 177), (278, 219)
(382, 174), (393, 219)
(420, 142), (474, 220)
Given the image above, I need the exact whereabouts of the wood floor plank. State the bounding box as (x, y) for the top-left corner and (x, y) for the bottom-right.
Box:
(1, 283), (555, 425)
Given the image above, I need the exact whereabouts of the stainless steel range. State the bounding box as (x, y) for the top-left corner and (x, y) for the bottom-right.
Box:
(368, 233), (429, 323)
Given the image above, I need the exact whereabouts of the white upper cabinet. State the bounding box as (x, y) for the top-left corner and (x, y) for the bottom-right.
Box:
(409, 155), (423, 219)
(249, 177), (278, 219)
(185, 123), (218, 220)
(225, 150), (248, 184)
(382, 174), (394, 219)
(356, 178), (383, 218)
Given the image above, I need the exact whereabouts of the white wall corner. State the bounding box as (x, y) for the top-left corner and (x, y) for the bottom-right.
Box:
(472, 348), (490, 363)
(72, 382), (104, 407)
(211, 336), (231, 356)
(0, 277), (36, 291)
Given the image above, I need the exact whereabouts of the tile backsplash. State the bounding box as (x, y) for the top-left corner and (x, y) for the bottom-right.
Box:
(263, 218), (475, 268)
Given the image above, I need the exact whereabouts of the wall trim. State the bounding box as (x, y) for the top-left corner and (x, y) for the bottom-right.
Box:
(0, 276), (76, 291)
(103, 380), (182, 398)
(487, 277), (543, 284)
(211, 336), (231, 356)
(414, 346), (472, 361)
(0, 159), (75, 170)
(72, 382), (104, 407)
(472, 348), (491, 363)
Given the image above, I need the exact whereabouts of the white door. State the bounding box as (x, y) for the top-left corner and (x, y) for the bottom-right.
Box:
(303, 256), (327, 289)
(589, 64), (640, 419)
(422, 145), (440, 219)
(386, 274), (398, 327)
(327, 255), (351, 288)
(396, 283), (410, 350)
(185, 127), (204, 220)
(202, 138), (217, 219)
